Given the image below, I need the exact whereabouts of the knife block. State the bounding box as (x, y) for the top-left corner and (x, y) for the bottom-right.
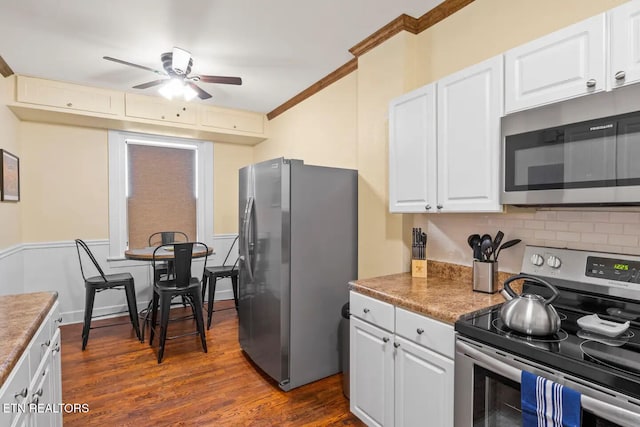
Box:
(411, 259), (427, 278)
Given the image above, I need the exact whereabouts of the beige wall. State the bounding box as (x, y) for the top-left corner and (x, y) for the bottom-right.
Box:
(0, 77), (22, 248)
(213, 142), (253, 233)
(17, 121), (251, 243)
(254, 72), (358, 169)
(20, 123), (109, 242)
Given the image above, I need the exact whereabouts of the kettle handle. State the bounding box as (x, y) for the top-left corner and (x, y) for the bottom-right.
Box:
(502, 274), (560, 305)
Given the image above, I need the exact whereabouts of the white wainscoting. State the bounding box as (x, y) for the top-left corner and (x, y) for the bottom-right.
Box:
(0, 234), (238, 325)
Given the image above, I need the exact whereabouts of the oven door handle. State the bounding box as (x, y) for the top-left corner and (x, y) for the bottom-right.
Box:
(457, 341), (640, 427)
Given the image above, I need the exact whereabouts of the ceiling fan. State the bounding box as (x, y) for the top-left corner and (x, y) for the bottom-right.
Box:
(103, 47), (242, 100)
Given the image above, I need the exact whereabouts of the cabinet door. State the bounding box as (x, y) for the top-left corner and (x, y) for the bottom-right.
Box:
(16, 76), (124, 116)
(0, 351), (29, 427)
(49, 329), (62, 427)
(394, 336), (454, 427)
(388, 84), (437, 213)
(200, 106), (265, 134)
(125, 93), (197, 125)
(437, 56), (503, 212)
(504, 14), (606, 113)
(611, 0), (640, 89)
(28, 344), (53, 427)
(350, 316), (394, 427)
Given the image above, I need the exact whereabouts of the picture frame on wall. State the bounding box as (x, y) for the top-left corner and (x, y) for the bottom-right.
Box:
(0, 149), (19, 202)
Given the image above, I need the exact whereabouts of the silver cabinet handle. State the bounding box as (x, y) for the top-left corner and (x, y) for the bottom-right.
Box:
(615, 70), (626, 81)
(42, 340), (50, 348)
(425, 204), (431, 210)
(34, 388), (43, 397)
(56, 315), (63, 323)
(382, 337), (389, 343)
(586, 79), (597, 88)
(394, 342), (400, 348)
(416, 328), (424, 334)
(14, 388), (28, 399)
(363, 308), (370, 313)
(53, 345), (60, 353)
(437, 204), (443, 210)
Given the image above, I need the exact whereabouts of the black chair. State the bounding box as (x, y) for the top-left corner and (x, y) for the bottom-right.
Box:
(148, 231), (189, 283)
(75, 239), (141, 350)
(202, 235), (239, 329)
(149, 242), (208, 363)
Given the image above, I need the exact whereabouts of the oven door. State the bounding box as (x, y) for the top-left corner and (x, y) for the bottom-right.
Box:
(455, 337), (640, 427)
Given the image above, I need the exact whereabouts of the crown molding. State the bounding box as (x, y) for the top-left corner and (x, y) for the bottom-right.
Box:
(266, 0), (475, 120)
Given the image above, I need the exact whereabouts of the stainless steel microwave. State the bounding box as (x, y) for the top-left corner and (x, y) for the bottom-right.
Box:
(501, 110), (640, 206)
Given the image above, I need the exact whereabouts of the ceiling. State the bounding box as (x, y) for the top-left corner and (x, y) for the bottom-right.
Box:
(0, 0), (444, 114)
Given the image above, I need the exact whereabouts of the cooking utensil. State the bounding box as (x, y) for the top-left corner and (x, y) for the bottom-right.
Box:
(500, 273), (561, 336)
(492, 231), (504, 258)
(468, 234), (481, 260)
(494, 238), (521, 261)
(480, 234), (492, 261)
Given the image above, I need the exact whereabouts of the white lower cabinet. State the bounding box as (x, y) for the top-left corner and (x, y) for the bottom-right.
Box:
(350, 291), (454, 427)
(0, 300), (62, 427)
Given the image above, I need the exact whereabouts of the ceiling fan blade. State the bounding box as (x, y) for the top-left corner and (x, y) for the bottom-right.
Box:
(196, 75), (242, 85)
(0, 55), (14, 77)
(103, 56), (166, 76)
(132, 79), (168, 89)
(186, 82), (212, 100)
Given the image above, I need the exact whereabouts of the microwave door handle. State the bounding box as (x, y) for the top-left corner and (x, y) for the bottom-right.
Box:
(581, 397), (640, 427)
(457, 341), (640, 427)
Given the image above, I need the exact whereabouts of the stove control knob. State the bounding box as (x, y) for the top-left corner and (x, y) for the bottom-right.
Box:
(530, 253), (544, 267)
(547, 255), (562, 269)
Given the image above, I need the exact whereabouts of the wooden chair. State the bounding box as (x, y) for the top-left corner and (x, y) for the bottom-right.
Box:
(75, 239), (141, 350)
(149, 242), (208, 363)
(202, 235), (239, 329)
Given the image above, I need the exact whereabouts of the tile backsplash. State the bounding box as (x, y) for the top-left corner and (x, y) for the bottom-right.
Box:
(414, 208), (640, 274)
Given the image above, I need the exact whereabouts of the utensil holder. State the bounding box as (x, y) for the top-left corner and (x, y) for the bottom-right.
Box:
(473, 260), (498, 293)
(412, 259), (427, 278)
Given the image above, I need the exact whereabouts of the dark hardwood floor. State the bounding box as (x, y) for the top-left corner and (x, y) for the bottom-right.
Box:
(61, 300), (363, 426)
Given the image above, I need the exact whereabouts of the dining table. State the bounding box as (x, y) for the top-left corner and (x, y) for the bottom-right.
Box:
(124, 244), (213, 342)
(124, 245), (213, 261)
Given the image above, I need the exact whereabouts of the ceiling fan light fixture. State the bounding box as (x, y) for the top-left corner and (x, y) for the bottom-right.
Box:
(158, 78), (185, 100)
(172, 47), (191, 75)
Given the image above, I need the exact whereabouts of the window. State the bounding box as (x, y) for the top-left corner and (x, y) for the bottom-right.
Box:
(108, 130), (213, 259)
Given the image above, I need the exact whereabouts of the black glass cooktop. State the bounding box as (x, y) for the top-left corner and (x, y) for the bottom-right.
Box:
(455, 282), (640, 400)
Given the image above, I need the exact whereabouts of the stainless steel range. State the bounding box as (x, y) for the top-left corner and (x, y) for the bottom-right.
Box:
(455, 245), (640, 427)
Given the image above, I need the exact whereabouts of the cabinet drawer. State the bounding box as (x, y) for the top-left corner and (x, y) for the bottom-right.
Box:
(29, 315), (52, 380)
(349, 291), (394, 332)
(17, 75), (124, 115)
(395, 307), (454, 359)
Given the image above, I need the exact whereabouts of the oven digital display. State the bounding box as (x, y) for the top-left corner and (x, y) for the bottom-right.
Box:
(586, 256), (640, 281)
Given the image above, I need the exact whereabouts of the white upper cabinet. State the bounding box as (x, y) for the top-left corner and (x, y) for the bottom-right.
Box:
(388, 84), (437, 213)
(504, 14), (606, 114)
(437, 55), (503, 212)
(611, 0), (640, 89)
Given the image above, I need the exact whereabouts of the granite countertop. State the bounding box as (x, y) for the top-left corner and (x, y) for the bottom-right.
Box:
(0, 292), (58, 386)
(349, 261), (517, 325)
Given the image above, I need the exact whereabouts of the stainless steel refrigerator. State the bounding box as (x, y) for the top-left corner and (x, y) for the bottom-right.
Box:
(238, 158), (357, 391)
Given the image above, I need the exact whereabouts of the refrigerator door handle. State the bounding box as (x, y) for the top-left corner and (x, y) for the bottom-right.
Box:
(241, 196), (255, 282)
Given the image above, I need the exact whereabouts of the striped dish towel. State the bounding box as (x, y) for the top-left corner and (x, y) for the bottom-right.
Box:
(521, 371), (581, 427)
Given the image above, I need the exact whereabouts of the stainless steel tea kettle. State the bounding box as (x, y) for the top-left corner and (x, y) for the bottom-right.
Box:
(500, 274), (561, 336)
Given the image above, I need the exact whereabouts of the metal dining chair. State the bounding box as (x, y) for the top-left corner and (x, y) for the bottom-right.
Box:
(202, 235), (239, 329)
(75, 239), (141, 350)
(149, 242), (208, 363)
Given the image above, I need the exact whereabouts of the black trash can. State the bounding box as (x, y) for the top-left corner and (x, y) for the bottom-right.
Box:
(340, 302), (350, 399)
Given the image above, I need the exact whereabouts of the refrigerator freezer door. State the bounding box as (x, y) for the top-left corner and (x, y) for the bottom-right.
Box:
(238, 158), (291, 385)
